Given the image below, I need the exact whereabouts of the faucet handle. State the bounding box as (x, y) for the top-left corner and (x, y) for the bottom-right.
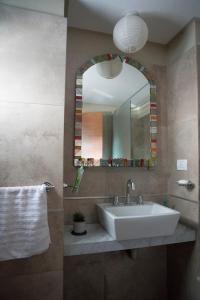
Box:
(138, 195), (144, 205)
(113, 195), (119, 206)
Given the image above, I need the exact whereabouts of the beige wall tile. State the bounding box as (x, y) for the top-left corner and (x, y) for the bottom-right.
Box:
(167, 21), (196, 64)
(64, 198), (106, 224)
(104, 248), (167, 300)
(167, 117), (198, 202)
(167, 46), (199, 205)
(0, 270), (63, 300)
(0, 6), (66, 297)
(64, 248), (167, 300)
(166, 24), (200, 300)
(64, 253), (104, 300)
(167, 242), (198, 300)
(0, 102), (64, 209)
(168, 196), (199, 226)
(167, 47), (198, 123)
(0, 4), (67, 105)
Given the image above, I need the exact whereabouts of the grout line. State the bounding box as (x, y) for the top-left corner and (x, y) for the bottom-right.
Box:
(64, 196), (113, 200)
(64, 193), (166, 201)
(0, 100), (64, 107)
(169, 194), (198, 204)
(48, 208), (64, 213)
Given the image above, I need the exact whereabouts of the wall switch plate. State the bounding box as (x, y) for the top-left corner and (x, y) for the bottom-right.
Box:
(177, 159), (188, 171)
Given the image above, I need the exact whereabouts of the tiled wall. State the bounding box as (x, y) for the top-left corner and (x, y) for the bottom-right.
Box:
(64, 247), (167, 300)
(167, 29), (199, 225)
(166, 21), (200, 300)
(0, 5), (66, 300)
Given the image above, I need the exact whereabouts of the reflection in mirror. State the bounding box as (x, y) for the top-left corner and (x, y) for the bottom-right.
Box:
(131, 84), (150, 159)
(74, 55), (157, 167)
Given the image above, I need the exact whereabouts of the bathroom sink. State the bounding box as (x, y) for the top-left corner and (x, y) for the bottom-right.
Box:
(97, 202), (180, 240)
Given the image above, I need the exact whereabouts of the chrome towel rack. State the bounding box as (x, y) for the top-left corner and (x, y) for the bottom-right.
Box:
(63, 183), (74, 190)
(43, 182), (74, 192)
(43, 182), (79, 192)
(43, 182), (55, 192)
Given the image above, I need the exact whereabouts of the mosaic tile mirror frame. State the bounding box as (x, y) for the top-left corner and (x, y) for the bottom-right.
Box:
(73, 54), (158, 168)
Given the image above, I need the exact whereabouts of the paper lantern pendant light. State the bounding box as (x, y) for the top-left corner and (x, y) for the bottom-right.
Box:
(113, 12), (148, 53)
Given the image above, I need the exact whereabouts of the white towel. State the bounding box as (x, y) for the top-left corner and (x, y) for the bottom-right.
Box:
(0, 184), (51, 261)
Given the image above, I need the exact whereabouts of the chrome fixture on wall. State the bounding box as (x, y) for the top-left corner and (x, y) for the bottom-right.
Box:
(43, 182), (55, 192)
(126, 178), (136, 204)
(176, 180), (195, 191)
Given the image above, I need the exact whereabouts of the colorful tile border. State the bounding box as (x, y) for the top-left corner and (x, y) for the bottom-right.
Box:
(74, 158), (156, 169)
(74, 54), (158, 168)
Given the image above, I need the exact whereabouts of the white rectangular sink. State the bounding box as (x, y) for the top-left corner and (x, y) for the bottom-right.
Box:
(97, 202), (180, 240)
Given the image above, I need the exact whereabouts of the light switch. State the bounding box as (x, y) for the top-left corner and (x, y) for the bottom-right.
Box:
(177, 159), (188, 171)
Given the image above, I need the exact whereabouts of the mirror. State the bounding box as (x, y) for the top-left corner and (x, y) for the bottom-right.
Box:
(74, 54), (157, 167)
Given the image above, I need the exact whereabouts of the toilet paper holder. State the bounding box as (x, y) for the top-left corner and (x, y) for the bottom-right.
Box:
(176, 180), (195, 191)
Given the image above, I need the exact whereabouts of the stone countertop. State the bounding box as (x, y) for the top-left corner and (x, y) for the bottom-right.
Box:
(64, 223), (196, 256)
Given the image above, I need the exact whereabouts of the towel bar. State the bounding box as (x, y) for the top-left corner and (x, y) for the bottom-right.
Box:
(63, 183), (74, 190)
(43, 182), (55, 192)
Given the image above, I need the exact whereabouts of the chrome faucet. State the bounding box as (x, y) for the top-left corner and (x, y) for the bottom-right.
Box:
(126, 179), (136, 204)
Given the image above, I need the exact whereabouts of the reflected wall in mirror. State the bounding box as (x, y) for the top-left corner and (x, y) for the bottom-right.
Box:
(74, 54), (158, 167)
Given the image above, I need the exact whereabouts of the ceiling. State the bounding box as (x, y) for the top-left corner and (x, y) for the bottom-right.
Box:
(83, 62), (148, 111)
(68, 0), (200, 44)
